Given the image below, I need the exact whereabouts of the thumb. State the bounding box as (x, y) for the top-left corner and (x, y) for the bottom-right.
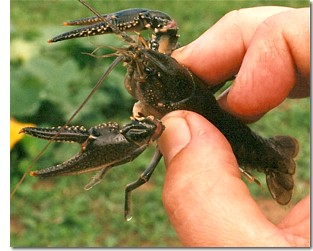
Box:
(158, 110), (238, 171)
(158, 110), (289, 246)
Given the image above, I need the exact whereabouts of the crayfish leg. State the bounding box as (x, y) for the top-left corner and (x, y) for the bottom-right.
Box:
(84, 166), (112, 190)
(239, 167), (262, 187)
(124, 149), (162, 221)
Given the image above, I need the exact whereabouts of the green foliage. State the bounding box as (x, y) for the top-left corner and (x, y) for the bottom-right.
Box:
(11, 0), (309, 247)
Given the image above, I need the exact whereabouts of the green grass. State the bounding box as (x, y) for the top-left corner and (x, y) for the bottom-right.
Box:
(11, 0), (309, 247)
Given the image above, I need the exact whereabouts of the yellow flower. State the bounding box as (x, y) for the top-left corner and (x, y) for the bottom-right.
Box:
(10, 118), (35, 150)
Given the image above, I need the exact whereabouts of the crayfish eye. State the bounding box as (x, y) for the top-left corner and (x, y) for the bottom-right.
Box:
(144, 66), (155, 75)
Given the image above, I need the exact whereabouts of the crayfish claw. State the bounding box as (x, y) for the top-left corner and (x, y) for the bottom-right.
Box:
(48, 7), (178, 54)
(23, 118), (164, 182)
(20, 125), (90, 144)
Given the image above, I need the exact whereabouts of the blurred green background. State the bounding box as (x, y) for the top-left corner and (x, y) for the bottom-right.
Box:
(11, 0), (309, 247)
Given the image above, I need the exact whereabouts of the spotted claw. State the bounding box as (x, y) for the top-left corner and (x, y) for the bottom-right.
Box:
(21, 117), (164, 180)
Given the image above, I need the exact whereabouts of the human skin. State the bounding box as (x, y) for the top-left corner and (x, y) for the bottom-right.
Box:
(172, 6), (310, 122)
(158, 7), (310, 247)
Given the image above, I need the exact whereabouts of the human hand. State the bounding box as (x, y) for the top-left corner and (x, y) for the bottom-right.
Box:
(158, 7), (310, 247)
(171, 7), (310, 122)
(158, 111), (310, 247)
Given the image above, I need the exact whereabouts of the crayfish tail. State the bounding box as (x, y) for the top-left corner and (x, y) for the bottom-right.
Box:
(265, 136), (300, 205)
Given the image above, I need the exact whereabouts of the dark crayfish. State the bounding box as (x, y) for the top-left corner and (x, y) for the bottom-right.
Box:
(20, 0), (299, 220)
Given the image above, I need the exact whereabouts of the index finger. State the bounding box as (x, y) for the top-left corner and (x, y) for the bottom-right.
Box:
(171, 6), (292, 85)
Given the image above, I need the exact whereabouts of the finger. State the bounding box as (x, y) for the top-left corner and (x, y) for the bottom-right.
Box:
(171, 6), (292, 85)
(158, 111), (289, 246)
(277, 195), (310, 246)
(218, 8), (310, 118)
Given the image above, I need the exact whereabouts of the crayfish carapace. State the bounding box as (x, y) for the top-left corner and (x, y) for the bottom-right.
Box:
(20, 0), (299, 220)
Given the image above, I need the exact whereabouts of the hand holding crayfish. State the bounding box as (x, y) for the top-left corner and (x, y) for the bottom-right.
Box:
(160, 7), (309, 247)
(19, 0), (305, 222)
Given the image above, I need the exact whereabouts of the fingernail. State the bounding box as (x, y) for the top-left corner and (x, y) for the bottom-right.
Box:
(216, 87), (230, 112)
(172, 45), (186, 55)
(171, 46), (189, 63)
(158, 114), (191, 167)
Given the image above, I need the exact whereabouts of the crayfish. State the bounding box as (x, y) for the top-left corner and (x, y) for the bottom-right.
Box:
(19, 0), (299, 220)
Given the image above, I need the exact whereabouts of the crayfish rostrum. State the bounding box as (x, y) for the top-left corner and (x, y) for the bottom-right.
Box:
(20, 0), (299, 220)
